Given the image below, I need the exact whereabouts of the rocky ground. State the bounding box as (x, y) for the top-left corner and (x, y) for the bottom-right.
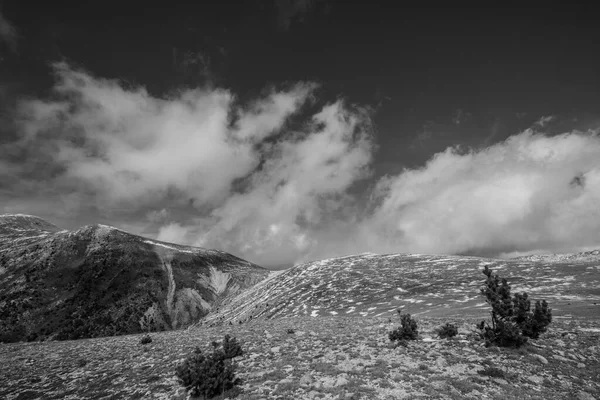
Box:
(198, 253), (600, 327)
(1, 315), (599, 400)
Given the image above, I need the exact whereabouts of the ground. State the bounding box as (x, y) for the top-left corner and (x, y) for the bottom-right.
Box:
(1, 315), (599, 400)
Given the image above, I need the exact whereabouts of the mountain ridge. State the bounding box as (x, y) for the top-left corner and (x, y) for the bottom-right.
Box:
(0, 214), (268, 342)
(196, 251), (600, 327)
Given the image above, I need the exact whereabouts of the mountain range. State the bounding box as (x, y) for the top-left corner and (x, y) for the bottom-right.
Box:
(0, 214), (268, 342)
(2, 213), (599, 344)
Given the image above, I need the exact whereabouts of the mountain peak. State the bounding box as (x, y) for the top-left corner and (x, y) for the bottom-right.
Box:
(0, 214), (268, 342)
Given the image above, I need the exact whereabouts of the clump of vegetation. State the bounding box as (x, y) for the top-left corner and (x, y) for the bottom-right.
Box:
(477, 365), (505, 379)
(437, 323), (458, 339)
(388, 309), (418, 346)
(140, 334), (152, 345)
(176, 334), (244, 399)
(477, 266), (552, 348)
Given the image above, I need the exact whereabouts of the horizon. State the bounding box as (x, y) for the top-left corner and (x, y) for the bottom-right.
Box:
(1, 2), (600, 267)
(2, 211), (598, 269)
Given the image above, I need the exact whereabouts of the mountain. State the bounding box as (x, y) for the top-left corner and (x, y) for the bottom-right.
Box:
(0, 214), (268, 342)
(197, 252), (600, 327)
(512, 249), (600, 263)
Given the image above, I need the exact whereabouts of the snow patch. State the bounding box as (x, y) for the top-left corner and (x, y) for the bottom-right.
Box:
(143, 240), (196, 254)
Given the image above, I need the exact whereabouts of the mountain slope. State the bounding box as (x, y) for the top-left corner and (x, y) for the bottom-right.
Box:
(0, 214), (268, 342)
(197, 252), (600, 327)
(512, 249), (600, 263)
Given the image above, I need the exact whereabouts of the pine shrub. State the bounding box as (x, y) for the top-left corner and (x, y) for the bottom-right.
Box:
(388, 309), (418, 345)
(437, 323), (458, 339)
(175, 334), (244, 399)
(477, 266), (552, 348)
(140, 334), (152, 345)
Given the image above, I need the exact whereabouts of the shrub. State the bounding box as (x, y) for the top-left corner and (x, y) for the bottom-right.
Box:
(477, 266), (552, 348)
(477, 365), (505, 378)
(388, 309), (418, 345)
(437, 323), (458, 339)
(140, 334), (152, 345)
(175, 334), (244, 399)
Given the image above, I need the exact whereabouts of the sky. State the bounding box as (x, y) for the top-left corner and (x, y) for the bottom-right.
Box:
(1, 1), (600, 267)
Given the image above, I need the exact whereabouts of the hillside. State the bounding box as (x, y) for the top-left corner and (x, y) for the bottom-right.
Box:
(1, 243), (599, 399)
(0, 214), (268, 342)
(198, 252), (600, 327)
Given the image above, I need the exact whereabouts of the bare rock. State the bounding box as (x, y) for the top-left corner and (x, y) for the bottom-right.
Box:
(532, 354), (548, 365)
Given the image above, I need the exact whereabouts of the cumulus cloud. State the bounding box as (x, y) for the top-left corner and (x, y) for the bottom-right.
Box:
(10, 62), (319, 210)
(366, 129), (600, 258)
(196, 101), (374, 265)
(3, 62), (600, 267)
(156, 222), (191, 244)
(3, 62), (374, 265)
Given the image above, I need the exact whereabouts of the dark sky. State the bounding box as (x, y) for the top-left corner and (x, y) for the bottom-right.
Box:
(4, 1), (599, 168)
(1, 1), (600, 266)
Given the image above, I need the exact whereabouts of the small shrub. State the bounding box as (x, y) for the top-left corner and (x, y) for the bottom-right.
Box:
(477, 365), (505, 379)
(222, 334), (243, 359)
(477, 266), (552, 348)
(140, 334), (152, 345)
(175, 334), (244, 399)
(388, 309), (418, 345)
(437, 323), (458, 339)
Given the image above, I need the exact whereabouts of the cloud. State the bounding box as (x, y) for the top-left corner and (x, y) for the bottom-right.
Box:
(156, 222), (191, 244)
(147, 208), (170, 223)
(195, 101), (374, 265)
(9, 62), (319, 210)
(0, 9), (17, 52)
(3, 62), (600, 267)
(366, 129), (600, 258)
(3, 62), (373, 266)
(533, 115), (556, 128)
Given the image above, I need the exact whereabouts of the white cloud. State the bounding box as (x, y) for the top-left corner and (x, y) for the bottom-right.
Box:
(156, 222), (191, 244)
(4, 62), (374, 266)
(533, 115), (556, 128)
(195, 100), (374, 265)
(11, 63), (318, 210)
(147, 208), (170, 222)
(365, 129), (600, 257)
(4, 62), (600, 267)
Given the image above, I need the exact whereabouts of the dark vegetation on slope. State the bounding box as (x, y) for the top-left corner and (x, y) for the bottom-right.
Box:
(0, 215), (268, 343)
(175, 334), (244, 399)
(477, 265), (552, 348)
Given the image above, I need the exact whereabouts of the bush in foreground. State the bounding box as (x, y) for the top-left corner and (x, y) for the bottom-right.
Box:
(176, 334), (244, 399)
(140, 334), (152, 345)
(437, 323), (458, 339)
(477, 266), (552, 348)
(389, 309), (418, 346)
